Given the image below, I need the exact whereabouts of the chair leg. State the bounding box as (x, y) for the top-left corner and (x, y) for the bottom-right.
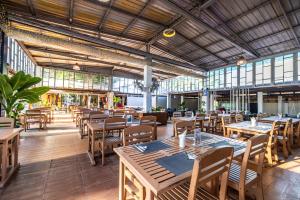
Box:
(239, 186), (246, 200)
(282, 142), (289, 159)
(256, 176), (264, 200)
(273, 144), (279, 162)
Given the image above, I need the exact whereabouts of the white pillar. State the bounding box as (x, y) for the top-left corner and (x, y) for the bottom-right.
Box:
(257, 92), (263, 114)
(87, 95), (91, 109)
(278, 96), (283, 114)
(107, 92), (114, 109)
(98, 95), (101, 108)
(180, 95), (184, 104)
(143, 58), (152, 112)
(210, 93), (215, 111)
(202, 93), (210, 114)
(167, 93), (171, 109)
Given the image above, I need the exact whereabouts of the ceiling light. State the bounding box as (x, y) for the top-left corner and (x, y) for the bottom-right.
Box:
(163, 28), (176, 38)
(98, 0), (110, 2)
(237, 56), (247, 66)
(73, 63), (80, 71)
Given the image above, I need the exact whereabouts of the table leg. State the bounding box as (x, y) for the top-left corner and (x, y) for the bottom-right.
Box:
(119, 160), (125, 200)
(14, 134), (19, 168)
(87, 128), (96, 165)
(1, 140), (8, 183)
(146, 187), (154, 200)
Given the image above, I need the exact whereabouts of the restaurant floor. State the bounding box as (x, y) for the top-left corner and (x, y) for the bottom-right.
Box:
(0, 113), (300, 200)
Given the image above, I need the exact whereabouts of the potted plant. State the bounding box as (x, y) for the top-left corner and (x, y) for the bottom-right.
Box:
(0, 71), (50, 127)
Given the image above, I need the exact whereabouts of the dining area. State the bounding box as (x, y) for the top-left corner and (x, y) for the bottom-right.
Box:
(66, 106), (300, 200)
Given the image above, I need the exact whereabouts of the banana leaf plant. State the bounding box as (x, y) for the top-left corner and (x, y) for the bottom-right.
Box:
(0, 71), (50, 127)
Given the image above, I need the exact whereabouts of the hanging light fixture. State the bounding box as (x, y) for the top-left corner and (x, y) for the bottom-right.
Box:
(73, 63), (80, 71)
(236, 55), (247, 66)
(163, 28), (176, 38)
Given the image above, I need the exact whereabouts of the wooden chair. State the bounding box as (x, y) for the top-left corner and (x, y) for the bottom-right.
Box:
(89, 111), (108, 123)
(221, 116), (231, 137)
(277, 119), (293, 159)
(235, 114), (244, 123)
(228, 134), (269, 200)
(185, 111), (193, 118)
(195, 113), (205, 131)
(0, 117), (14, 128)
(113, 110), (125, 118)
(98, 117), (126, 165)
(266, 121), (281, 165)
(123, 125), (154, 146)
(158, 146), (234, 200)
(24, 110), (45, 131)
(174, 120), (195, 137)
(173, 111), (182, 118)
(139, 116), (157, 140)
(122, 125), (154, 200)
(202, 115), (217, 133)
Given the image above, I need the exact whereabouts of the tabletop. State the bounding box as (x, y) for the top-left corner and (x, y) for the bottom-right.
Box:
(262, 116), (300, 124)
(114, 132), (246, 196)
(0, 128), (23, 141)
(225, 121), (273, 134)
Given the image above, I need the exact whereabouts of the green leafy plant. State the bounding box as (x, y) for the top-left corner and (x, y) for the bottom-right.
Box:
(179, 101), (186, 111)
(0, 71), (50, 126)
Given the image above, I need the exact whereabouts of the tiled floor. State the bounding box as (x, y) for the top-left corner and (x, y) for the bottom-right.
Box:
(0, 113), (300, 200)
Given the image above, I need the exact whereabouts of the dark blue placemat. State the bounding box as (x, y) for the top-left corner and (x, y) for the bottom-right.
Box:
(208, 140), (245, 151)
(155, 152), (194, 176)
(134, 141), (171, 153)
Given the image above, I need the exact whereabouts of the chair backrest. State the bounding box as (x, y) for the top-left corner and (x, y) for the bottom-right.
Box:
(267, 121), (280, 146)
(240, 134), (269, 185)
(89, 111), (108, 123)
(139, 115), (157, 126)
(235, 114), (243, 123)
(282, 119), (292, 139)
(113, 110), (125, 118)
(173, 111), (182, 118)
(221, 116), (231, 137)
(104, 117), (127, 130)
(185, 111), (193, 118)
(174, 120), (195, 137)
(188, 147), (234, 200)
(0, 117), (14, 128)
(123, 125), (154, 146)
(26, 109), (41, 114)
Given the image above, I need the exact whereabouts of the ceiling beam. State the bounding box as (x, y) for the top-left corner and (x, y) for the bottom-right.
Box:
(148, 0), (217, 45)
(121, 0), (153, 36)
(4, 4), (147, 44)
(204, 9), (260, 57)
(28, 46), (177, 77)
(8, 14), (205, 72)
(163, 0), (259, 57)
(275, 0), (300, 47)
(68, 0), (74, 24)
(86, 0), (162, 28)
(98, 0), (114, 32)
(26, 0), (36, 16)
(176, 32), (228, 64)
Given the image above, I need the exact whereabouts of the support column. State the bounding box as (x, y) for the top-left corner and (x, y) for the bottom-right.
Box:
(210, 92), (215, 111)
(143, 52), (152, 112)
(278, 96), (283, 114)
(87, 95), (91, 109)
(257, 92), (263, 114)
(0, 31), (7, 117)
(107, 92), (114, 109)
(202, 90), (210, 113)
(167, 93), (171, 109)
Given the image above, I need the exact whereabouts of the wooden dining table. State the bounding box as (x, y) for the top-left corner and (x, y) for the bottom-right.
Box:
(114, 132), (246, 200)
(261, 116), (300, 147)
(86, 121), (127, 165)
(0, 128), (23, 187)
(225, 121), (275, 165)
